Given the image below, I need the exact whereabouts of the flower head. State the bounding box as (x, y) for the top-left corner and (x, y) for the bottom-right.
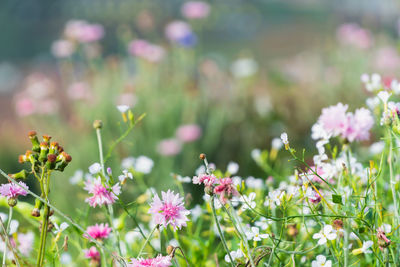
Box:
(175, 124), (202, 143)
(313, 225), (337, 245)
(245, 227), (269, 241)
(84, 177), (121, 207)
(83, 246), (100, 262)
(129, 255), (172, 267)
(312, 255), (332, 267)
(84, 223), (112, 240)
(352, 240), (374, 255)
(214, 178), (239, 204)
(192, 174), (216, 186)
(0, 182), (28, 200)
(181, 1), (210, 19)
(148, 190), (190, 230)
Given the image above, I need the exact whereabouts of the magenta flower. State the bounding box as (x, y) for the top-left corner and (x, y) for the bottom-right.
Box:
(192, 174), (216, 186)
(129, 255), (172, 267)
(175, 124), (202, 143)
(149, 190), (190, 230)
(214, 178), (239, 204)
(84, 177), (121, 207)
(0, 182), (28, 199)
(83, 246), (100, 263)
(84, 223), (112, 240)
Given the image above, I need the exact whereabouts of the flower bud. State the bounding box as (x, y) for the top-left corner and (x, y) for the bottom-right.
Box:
(199, 153), (206, 160)
(287, 224), (298, 237)
(28, 131), (40, 152)
(8, 198), (17, 207)
(46, 154), (57, 170)
(10, 169), (28, 180)
(333, 219), (343, 230)
(93, 120), (103, 129)
(49, 142), (59, 155)
(166, 245), (175, 256)
(31, 208), (40, 217)
(42, 135), (52, 143)
(204, 185), (214, 196)
(39, 142), (49, 162)
(56, 152), (72, 171)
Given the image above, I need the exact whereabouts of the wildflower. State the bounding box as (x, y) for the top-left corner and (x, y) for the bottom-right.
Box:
(226, 161), (239, 175)
(17, 231), (34, 257)
(224, 248), (244, 263)
(0, 181), (28, 206)
(245, 177), (264, 189)
(51, 40), (75, 58)
(148, 190), (190, 230)
(280, 132), (289, 149)
(305, 187), (322, 204)
(128, 39), (165, 62)
(245, 227), (269, 241)
(255, 217), (273, 230)
(190, 205), (203, 221)
(117, 105), (130, 113)
(318, 103), (348, 136)
(129, 255), (172, 267)
(83, 246), (100, 263)
(192, 174), (216, 187)
(265, 189), (284, 208)
(271, 137), (283, 150)
(88, 163), (102, 175)
(352, 240), (373, 255)
(181, 1), (210, 19)
(84, 223), (112, 240)
(119, 169), (133, 183)
(214, 178), (239, 204)
(240, 192), (256, 211)
(313, 225), (337, 245)
(377, 227), (391, 249)
(84, 177), (121, 207)
(312, 255), (332, 267)
(336, 23), (372, 49)
(53, 222), (69, 234)
(377, 91), (391, 104)
(230, 58), (258, 78)
(176, 175), (191, 183)
(157, 139), (182, 156)
(134, 156), (154, 174)
(175, 124), (202, 143)
(165, 21), (195, 47)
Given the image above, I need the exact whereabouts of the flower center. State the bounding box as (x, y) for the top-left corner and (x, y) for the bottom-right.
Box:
(161, 203), (179, 221)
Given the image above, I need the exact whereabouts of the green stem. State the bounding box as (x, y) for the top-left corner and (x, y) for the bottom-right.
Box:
(388, 130), (399, 226)
(2, 206), (12, 267)
(137, 225), (158, 257)
(210, 197), (234, 267)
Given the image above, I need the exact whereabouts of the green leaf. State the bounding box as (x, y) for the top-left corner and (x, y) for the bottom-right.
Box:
(332, 194), (343, 205)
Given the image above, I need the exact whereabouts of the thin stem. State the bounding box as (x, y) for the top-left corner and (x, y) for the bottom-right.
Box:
(137, 225), (158, 257)
(2, 206), (12, 267)
(210, 196), (234, 267)
(0, 216), (20, 267)
(96, 128), (106, 176)
(388, 130), (399, 226)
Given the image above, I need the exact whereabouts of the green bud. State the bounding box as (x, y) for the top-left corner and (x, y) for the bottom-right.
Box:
(8, 198), (17, 207)
(28, 131), (40, 152)
(10, 169), (28, 180)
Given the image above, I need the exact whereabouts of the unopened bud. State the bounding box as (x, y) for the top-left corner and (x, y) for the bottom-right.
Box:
(10, 169), (28, 180)
(31, 208), (40, 217)
(199, 153), (206, 160)
(39, 142), (49, 162)
(42, 135), (52, 143)
(93, 120), (103, 129)
(166, 245), (175, 255)
(28, 131), (40, 152)
(8, 198), (17, 207)
(46, 154), (57, 169)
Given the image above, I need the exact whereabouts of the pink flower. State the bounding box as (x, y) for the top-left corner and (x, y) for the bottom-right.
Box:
(15, 98), (35, 117)
(214, 178), (238, 204)
(129, 254), (172, 267)
(128, 40), (165, 62)
(165, 21), (192, 42)
(67, 82), (92, 100)
(148, 190), (190, 230)
(192, 174), (216, 186)
(83, 246), (100, 263)
(84, 178), (121, 207)
(181, 1), (210, 19)
(319, 103), (348, 136)
(336, 23), (373, 49)
(175, 124), (202, 143)
(78, 24), (104, 43)
(157, 139), (181, 156)
(84, 223), (112, 240)
(0, 182), (28, 199)
(51, 40), (75, 58)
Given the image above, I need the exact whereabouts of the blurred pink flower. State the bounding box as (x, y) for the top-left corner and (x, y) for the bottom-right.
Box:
(165, 21), (192, 42)
(51, 40), (75, 58)
(84, 177), (121, 207)
(17, 232), (34, 257)
(214, 178), (238, 204)
(37, 99), (59, 115)
(15, 98), (35, 117)
(117, 93), (137, 107)
(83, 246), (100, 262)
(319, 103), (348, 136)
(192, 174), (216, 186)
(176, 124), (202, 142)
(129, 255), (172, 267)
(336, 23), (373, 49)
(374, 47), (400, 71)
(157, 139), (181, 156)
(148, 190), (190, 230)
(64, 20), (104, 43)
(128, 40), (165, 62)
(67, 82), (92, 100)
(181, 1), (210, 19)
(0, 181), (28, 199)
(84, 223), (112, 240)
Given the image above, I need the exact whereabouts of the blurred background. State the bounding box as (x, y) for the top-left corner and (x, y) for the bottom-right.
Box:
(1, 0), (400, 213)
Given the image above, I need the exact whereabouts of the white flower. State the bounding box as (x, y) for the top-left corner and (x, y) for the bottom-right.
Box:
(312, 255), (332, 267)
(265, 190), (284, 208)
(118, 169), (133, 182)
(88, 163), (102, 174)
(255, 217), (273, 230)
(381, 223), (392, 233)
(190, 205), (203, 221)
(69, 170), (84, 184)
(121, 157), (135, 169)
(117, 105), (130, 113)
(225, 248), (244, 263)
(245, 176), (264, 189)
(9, 220), (19, 235)
(377, 91), (391, 103)
(271, 138), (283, 150)
(369, 141), (385, 155)
(240, 192), (256, 211)
(60, 253), (72, 265)
(251, 149), (261, 161)
(280, 132), (288, 145)
(227, 161), (239, 175)
(313, 225), (337, 245)
(230, 58), (258, 78)
(177, 175), (192, 183)
(352, 240), (374, 255)
(53, 222), (69, 234)
(134, 156), (154, 174)
(245, 227), (269, 241)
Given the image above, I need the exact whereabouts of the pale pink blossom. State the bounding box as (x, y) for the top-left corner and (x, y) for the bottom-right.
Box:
(176, 124), (202, 142)
(157, 139), (181, 156)
(84, 223), (112, 240)
(214, 178), (239, 204)
(84, 178), (121, 207)
(319, 103), (348, 136)
(336, 23), (373, 49)
(128, 40), (165, 62)
(51, 40), (75, 58)
(181, 1), (210, 19)
(148, 190), (190, 230)
(83, 246), (100, 262)
(129, 254), (172, 267)
(67, 82), (92, 100)
(15, 98), (35, 117)
(0, 182), (28, 199)
(192, 174), (216, 186)
(165, 21), (192, 42)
